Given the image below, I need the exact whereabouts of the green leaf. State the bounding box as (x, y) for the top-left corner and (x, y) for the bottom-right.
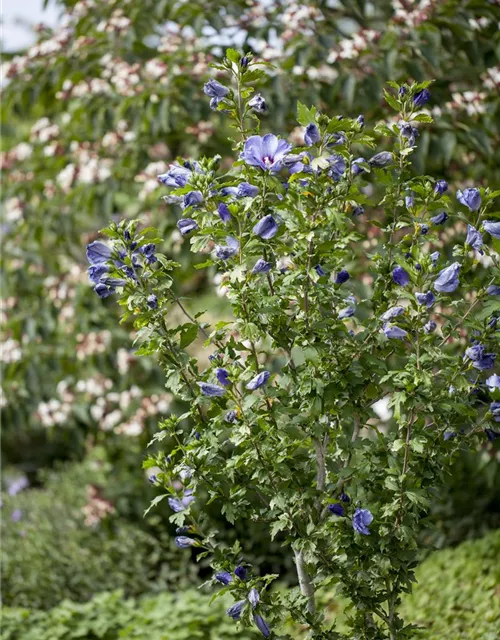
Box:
(144, 494), (168, 516)
(191, 236), (211, 253)
(411, 437), (425, 454)
(297, 101), (318, 126)
(291, 345), (307, 367)
(221, 502), (236, 524)
(412, 113), (433, 123)
(392, 439), (406, 452)
(383, 89), (400, 112)
(225, 48), (241, 64)
(326, 118), (347, 134)
(270, 516), (289, 540)
(179, 323), (199, 348)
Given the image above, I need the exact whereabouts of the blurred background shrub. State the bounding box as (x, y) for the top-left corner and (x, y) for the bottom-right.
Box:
(2, 529), (499, 639)
(0, 456), (198, 609)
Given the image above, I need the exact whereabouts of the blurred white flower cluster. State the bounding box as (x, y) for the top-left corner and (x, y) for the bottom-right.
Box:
(82, 484), (115, 526)
(135, 161), (169, 201)
(392, 0), (437, 28)
(2, 197), (25, 224)
(76, 330), (112, 360)
(327, 29), (379, 64)
(96, 9), (131, 35)
(0, 338), (22, 364)
(34, 373), (172, 435)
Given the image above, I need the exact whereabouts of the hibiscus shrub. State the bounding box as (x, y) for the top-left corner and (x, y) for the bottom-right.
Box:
(86, 50), (500, 639)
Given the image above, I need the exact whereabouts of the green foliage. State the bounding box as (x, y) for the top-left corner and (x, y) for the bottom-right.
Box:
(2, 0), (500, 478)
(425, 449), (500, 548)
(310, 528), (500, 639)
(400, 529), (500, 639)
(1, 460), (196, 609)
(3, 531), (499, 640)
(1, 3), (500, 635)
(0, 590), (260, 640)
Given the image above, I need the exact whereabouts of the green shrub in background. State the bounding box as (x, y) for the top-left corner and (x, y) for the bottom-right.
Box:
(399, 529), (500, 640)
(1, 459), (197, 609)
(424, 448), (500, 549)
(1, 452), (294, 610)
(307, 528), (500, 638)
(2, 530), (499, 640)
(0, 591), (261, 640)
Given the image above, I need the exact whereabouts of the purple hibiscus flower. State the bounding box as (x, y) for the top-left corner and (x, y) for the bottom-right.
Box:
(240, 134), (292, 172)
(253, 215), (279, 239)
(304, 123), (320, 146)
(175, 536), (197, 548)
(248, 588), (260, 608)
(352, 157), (366, 176)
(415, 291), (435, 308)
(237, 182), (259, 198)
(353, 508), (373, 535)
(253, 614), (271, 638)
(184, 191), (203, 208)
(466, 225), (483, 252)
(215, 368), (231, 386)
(383, 323), (408, 340)
(86, 241), (111, 265)
(177, 218), (199, 235)
(215, 571), (233, 585)
(328, 503), (345, 516)
(197, 382), (226, 397)
(369, 151), (393, 168)
(234, 565), (247, 580)
(217, 203), (231, 223)
(86, 241), (126, 299)
(490, 402), (500, 423)
(226, 600), (246, 620)
(434, 262), (460, 293)
(393, 266), (410, 286)
(486, 374), (500, 391)
(158, 163), (193, 187)
(430, 211), (448, 225)
(424, 320), (437, 334)
(434, 180), (448, 195)
(11, 509), (23, 522)
(204, 79), (229, 110)
(168, 489), (195, 513)
(465, 344), (496, 371)
(246, 371), (271, 391)
(248, 93), (267, 113)
(457, 188), (481, 211)
(252, 259), (272, 274)
(328, 153), (347, 180)
(215, 237), (239, 260)
(413, 88), (430, 107)
(335, 269), (350, 284)
(483, 221), (500, 239)
(381, 306), (405, 322)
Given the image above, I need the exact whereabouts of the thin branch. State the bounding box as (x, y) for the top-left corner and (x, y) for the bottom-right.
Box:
(314, 436), (328, 493)
(294, 548), (316, 614)
(173, 297), (210, 340)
